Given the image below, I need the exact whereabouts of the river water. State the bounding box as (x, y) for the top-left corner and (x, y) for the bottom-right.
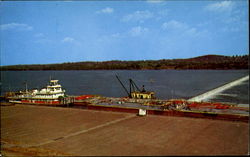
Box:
(0, 70), (248, 102)
(205, 80), (249, 104)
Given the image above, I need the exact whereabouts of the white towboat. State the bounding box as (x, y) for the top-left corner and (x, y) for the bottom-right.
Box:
(7, 79), (66, 105)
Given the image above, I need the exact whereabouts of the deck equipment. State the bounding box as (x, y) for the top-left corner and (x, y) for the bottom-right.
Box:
(115, 75), (155, 99)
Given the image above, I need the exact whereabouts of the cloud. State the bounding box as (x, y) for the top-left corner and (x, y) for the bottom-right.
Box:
(61, 37), (81, 45)
(146, 0), (164, 3)
(122, 10), (154, 23)
(111, 33), (121, 38)
(162, 20), (188, 30)
(205, 1), (234, 12)
(204, 1), (246, 32)
(96, 7), (114, 14)
(0, 23), (33, 31)
(129, 26), (148, 36)
(162, 20), (207, 37)
(62, 37), (75, 43)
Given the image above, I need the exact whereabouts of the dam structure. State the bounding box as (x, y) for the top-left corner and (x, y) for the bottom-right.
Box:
(188, 75), (249, 102)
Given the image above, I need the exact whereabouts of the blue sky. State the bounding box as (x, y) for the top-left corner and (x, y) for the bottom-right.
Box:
(0, 0), (248, 66)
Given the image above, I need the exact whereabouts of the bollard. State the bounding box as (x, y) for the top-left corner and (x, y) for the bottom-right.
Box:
(138, 108), (147, 116)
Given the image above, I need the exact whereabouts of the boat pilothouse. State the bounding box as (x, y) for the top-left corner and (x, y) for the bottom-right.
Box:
(8, 79), (66, 105)
(33, 80), (65, 99)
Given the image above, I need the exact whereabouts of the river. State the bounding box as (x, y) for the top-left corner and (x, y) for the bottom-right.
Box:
(1, 70), (248, 102)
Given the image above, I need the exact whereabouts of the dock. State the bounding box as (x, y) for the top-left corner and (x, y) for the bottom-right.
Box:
(1, 104), (249, 156)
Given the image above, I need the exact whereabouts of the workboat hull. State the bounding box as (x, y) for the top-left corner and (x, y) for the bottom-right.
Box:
(73, 102), (249, 123)
(9, 99), (61, 105)
(21, 99), (60, 104)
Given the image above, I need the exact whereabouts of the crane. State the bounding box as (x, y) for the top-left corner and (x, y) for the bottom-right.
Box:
(115, 75), (155, 99)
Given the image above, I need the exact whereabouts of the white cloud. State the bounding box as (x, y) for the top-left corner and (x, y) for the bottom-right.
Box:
(185, 27), (209, 38)
(122, 10), (154, 23)
(147, 0), (164, 3)
(162, 20), (207, 37)
(96, 7), (114, 14)
(205, 1), (234, 12)
(61, 37), (81, 45)
(0, 23), (33, 31)
(162, 20), (188, 30)
(204, 1), (246, 32)
(62, 37), (75, 43)
(129, 26), (148, 36)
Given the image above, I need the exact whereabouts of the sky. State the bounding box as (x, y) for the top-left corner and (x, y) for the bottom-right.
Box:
(0, 0), (248, 66)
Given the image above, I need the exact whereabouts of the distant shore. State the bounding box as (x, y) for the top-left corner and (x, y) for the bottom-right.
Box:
(1, 54), (248, 71)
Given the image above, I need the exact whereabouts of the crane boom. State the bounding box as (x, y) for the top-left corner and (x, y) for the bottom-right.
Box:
(129, 79), (141, 92)
(115, 75), (130, 97)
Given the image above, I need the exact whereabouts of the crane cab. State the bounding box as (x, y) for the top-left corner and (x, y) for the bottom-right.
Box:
(131, 91), (155, 99)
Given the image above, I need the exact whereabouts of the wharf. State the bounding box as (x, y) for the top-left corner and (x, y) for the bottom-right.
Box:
(1, 104), (249, 156)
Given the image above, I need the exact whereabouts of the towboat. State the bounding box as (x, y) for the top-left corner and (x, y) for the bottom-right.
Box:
(7, 79), (66, 105)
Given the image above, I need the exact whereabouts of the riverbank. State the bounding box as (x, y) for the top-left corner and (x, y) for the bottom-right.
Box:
(1, 55), (248, 71)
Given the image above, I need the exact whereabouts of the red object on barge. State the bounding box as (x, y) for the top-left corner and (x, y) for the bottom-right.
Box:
(72, 101), (249, 123)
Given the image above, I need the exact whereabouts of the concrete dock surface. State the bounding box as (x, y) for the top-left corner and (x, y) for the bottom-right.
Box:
(1, 104), (249, 156)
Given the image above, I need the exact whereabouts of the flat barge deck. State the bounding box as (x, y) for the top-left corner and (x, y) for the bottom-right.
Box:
(72, 99), (249, 123)
(3, 95), (248, 122)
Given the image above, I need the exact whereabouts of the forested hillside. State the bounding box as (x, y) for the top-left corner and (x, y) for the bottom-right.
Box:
(1, 54), (248, 71)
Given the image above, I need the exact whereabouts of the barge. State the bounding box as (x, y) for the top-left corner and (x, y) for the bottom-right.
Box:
(72, 95), (249, 122)
(2, 77), (249, 122)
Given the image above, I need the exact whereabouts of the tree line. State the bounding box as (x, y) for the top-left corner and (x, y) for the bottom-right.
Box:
(1, 54), (248, 71)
